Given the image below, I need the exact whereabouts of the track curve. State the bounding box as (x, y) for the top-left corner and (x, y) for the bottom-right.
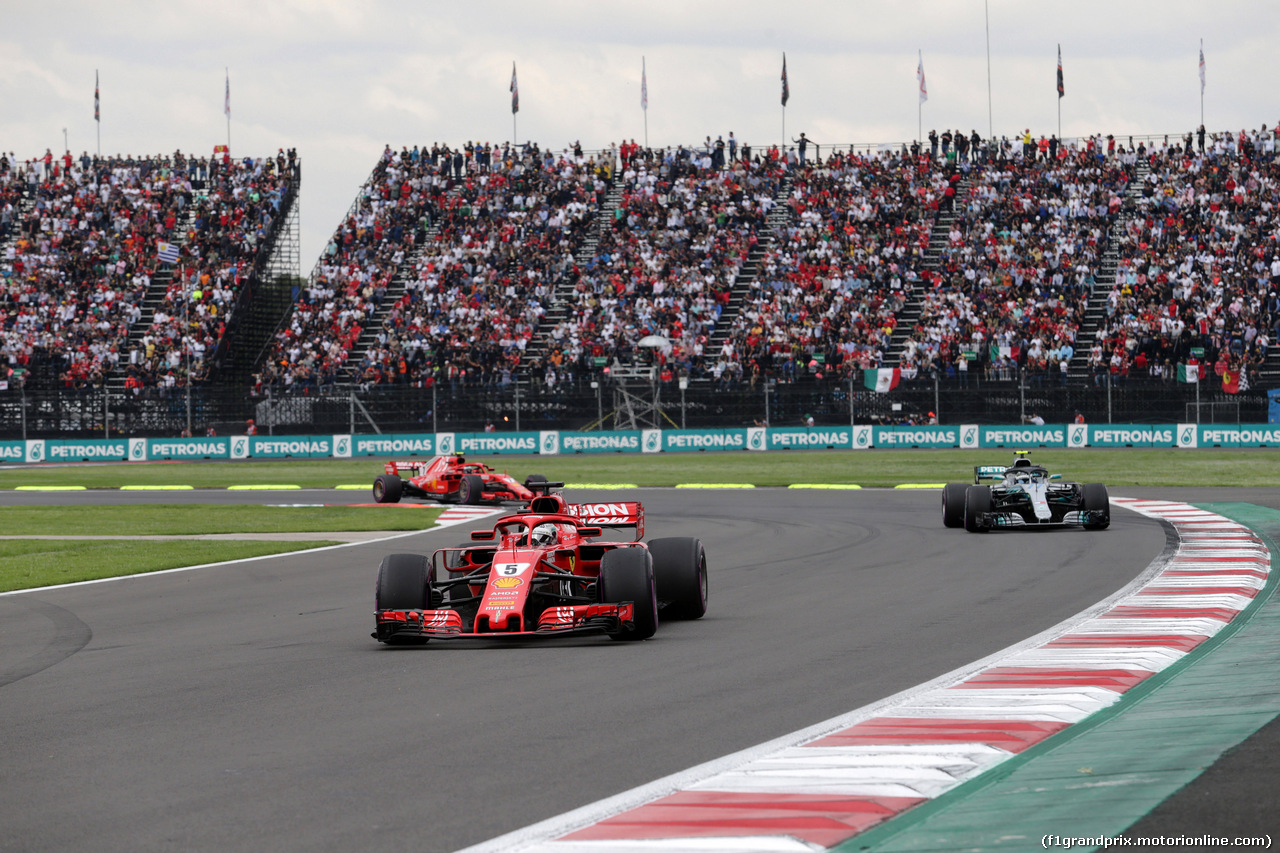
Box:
(0, 487), (1202, 852)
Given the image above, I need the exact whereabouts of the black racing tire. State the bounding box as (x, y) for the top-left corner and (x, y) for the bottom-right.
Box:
(647, 537), (708, 620)
(373, 474), (403, 504)
(459, 474), (485, 505)
(942, 483), (968, 528)
(1081, 483), (1111, 530)
(375, 553), (433, 645)
(599, 547), (658, 641)
(524, 473), (548, 490)
(964, 485), (992, 533)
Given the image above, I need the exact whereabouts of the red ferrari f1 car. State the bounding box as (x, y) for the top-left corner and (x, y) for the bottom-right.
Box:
(373, 488), (708, 644)
(372, 454), (546, 505)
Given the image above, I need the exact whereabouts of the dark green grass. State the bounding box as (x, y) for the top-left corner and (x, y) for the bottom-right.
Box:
(0, 539), (345, 592)
(0, 504), (442, 593)
(2, 504), (442, 535)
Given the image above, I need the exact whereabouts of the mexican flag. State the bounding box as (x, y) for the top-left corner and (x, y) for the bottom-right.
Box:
(1176, 362), (1199, 383)
(864, 367), (901, 393)
(989, 344), (1021, 362)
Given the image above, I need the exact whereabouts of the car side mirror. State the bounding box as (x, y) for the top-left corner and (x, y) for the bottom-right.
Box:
(1051, 474), (1062, 480)
(576, 527), (603, 538)
(469, 530), (496, 541)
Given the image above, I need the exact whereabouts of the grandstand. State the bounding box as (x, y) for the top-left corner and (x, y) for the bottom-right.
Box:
(0, 129), (1276, 438)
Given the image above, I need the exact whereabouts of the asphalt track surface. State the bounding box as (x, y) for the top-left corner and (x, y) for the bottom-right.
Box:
(0, 486), (1275, 852)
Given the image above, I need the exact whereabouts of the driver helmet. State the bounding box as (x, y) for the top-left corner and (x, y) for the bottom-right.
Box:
(530, 523), (558, 547)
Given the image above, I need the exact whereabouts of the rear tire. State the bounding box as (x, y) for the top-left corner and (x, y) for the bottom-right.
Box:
(375, 553), (433, 645)
(1081, 483), (1111, 530)
(599, 548), (658, 641)
(647, 537), (707, 620)
(373, 474), (402, 504)
(524, 473), (548, 491)
(459, 474), (484, 505)
(942, 483), (967, 528)
(964, 485), (992, 533)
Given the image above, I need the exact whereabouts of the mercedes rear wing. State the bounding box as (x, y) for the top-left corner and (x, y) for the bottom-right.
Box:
(973, 465), (1007, 484)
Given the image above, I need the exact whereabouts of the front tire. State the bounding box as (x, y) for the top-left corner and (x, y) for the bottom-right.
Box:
(942, 483), (968, 528)
(647, 537), (707, 620)
(459, 474), (485, 505)
(373, 474), (403, 503)
(375, 553), (433, 645)
(524, 473), (548, 491)
(1081, 483), (1110, 530)
(964, 485), (992, 533)
(599, 548), (658, 641)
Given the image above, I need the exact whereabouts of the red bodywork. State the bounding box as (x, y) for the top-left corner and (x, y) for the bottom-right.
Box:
(374, 493), (647, 641)
(376, 454), (536, 504)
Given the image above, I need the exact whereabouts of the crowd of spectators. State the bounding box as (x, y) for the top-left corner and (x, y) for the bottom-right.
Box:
(898, 141), (1130, 387)
(532, 147), (786, 389)
(0, 149), (296, 392)
(714, 148), (945, 388)
(1091, 128), (1280, 392)
(8, 127), (1280, 405)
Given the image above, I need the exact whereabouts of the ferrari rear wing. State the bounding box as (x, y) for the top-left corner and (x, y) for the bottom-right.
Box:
(385, 460), (430, 475)
(565, 501), (645, 541)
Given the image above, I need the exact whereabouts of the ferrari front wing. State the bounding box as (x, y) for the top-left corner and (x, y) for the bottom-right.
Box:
(374, 602), (636, 641)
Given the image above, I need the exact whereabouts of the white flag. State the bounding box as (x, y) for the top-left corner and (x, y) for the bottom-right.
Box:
(1198, 44), (1205, 94)
(224, 69), (230, 117)
(917, 51), (928, 104)
(641, 57), (648, 111)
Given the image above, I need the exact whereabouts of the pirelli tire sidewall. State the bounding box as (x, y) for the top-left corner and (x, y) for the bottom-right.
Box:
(375, 553), (434, 645)
(599, 547), (658, 641)
(647, 537), (708, 620)
(964, 484), (993, 533)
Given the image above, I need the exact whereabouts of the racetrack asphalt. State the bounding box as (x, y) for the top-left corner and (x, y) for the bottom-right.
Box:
(0, 486), (1275, 852)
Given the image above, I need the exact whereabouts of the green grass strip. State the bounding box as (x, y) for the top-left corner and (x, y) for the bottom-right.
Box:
(787, 484), (862, 489)
(0, 539), (345, 592)
(675, 483), (756, 489)
(120, 485), (194, 490)
(565, 483), (640, 489)
(0, 504), (442, 536)
(227, 484), (301, 490)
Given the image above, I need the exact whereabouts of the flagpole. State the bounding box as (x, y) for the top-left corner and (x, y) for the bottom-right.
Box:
(985, 2), (993, 139)
(225, 68), (231, 150)
(1200, 39), (1204, 128)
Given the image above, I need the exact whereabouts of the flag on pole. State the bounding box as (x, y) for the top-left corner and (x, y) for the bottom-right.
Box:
(1222, 366), (1241, 394)
(1057, 45), (1064, 98)
(781, 53), (789, 107)
(641, 57), (648, 111)
(1176, 362), (1199, 383)
(94, 70), (100, 122)
(917, 51), (927, 104)
(864, 367), (901, 393)
(510, 62), (519, 114)
(1198, 43), (1206, 94)
(157, 241), (181, 265)
(989, 344), (1021, 362)
(224, 69), (230, 117)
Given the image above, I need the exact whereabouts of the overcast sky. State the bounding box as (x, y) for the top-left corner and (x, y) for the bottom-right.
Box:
(7, 1), (1276, 269)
